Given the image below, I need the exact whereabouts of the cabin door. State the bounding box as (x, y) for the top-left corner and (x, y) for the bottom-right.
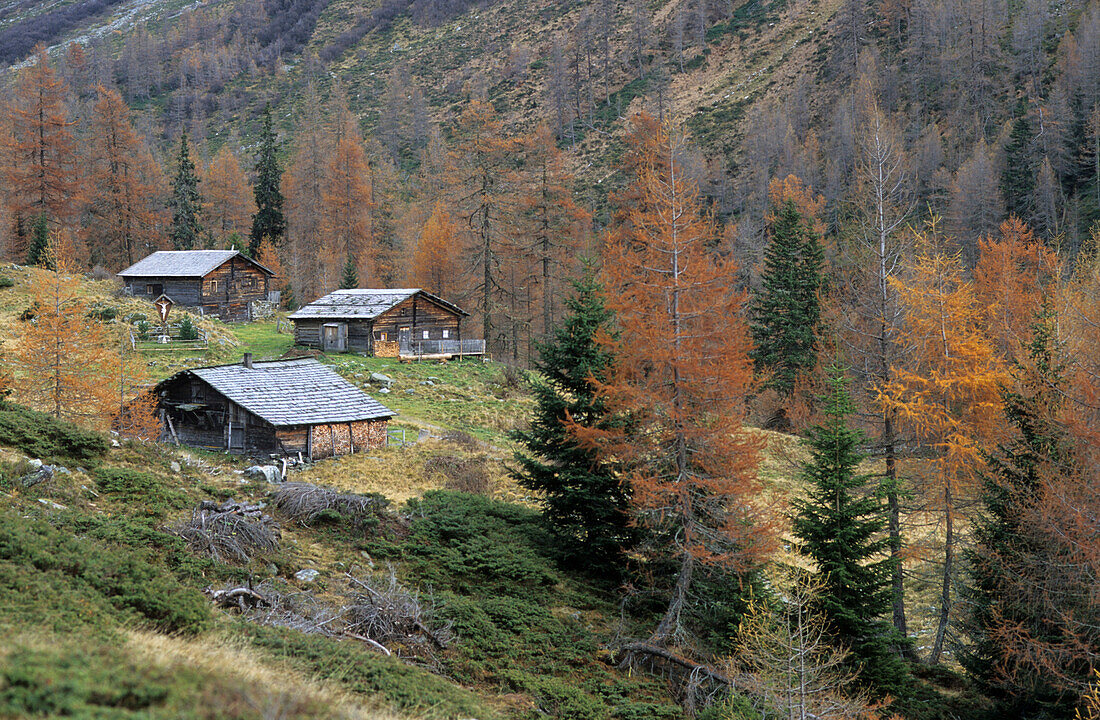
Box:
(322, 323), (346, 352)
(398, 327), (411, 354)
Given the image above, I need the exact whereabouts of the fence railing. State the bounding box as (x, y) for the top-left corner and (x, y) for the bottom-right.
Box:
(131, 323), (208, 351)
(400, 338), (486, 358)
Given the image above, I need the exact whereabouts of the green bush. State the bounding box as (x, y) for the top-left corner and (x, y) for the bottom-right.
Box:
(177, 315), (198, 341)
(94, 467), (191, 519)
(136, 319), (151, 340)
(86, 304), (117, 322)
(534, 677), (609, 720)
(0, 276), (14, 289)
(0, 511), (211, 635)
(0, 402), (108, 463)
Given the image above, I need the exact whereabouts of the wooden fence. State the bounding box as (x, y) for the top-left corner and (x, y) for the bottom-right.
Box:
(131, 322), (208, 351)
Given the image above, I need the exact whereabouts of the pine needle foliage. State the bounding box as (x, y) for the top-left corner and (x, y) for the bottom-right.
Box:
(792, 365), (907, 693)
(168, 133), (203, 251)
(751, 198), (825, 396)
(511, 266), (632, 575)
(250, 104), (286, 255)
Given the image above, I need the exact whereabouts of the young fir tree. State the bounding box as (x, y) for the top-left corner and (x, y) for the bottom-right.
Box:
(961, 310), (1077, 716)
(168, 133), (203, 250)
(340, 254), (359, 289)
(250, 105), (286, 255)
(751, 198), (825, 396)
(28, 214), (50, 267)
(791, 365), (908, 692)
(511, 267), (632, 573)
(1002, 101), (1036, 221)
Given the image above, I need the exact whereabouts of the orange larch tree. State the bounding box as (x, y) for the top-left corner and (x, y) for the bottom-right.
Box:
(518, 123), (589, 341)
(581, 120), (775, 647)
(202, 143), (256, 246)
(283, 82), (329, 302)
(83, 85), (166, 269)
(879, 218), (1007, 663)
(4, 44), (83, 260)
(322, 94), (375, 286)
(411, 200), (463, 299)
(10, 235), (120, 426)
(974, 216), (1060, 364)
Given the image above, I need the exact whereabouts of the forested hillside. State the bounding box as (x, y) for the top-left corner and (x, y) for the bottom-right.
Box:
(3, 0), (1100, 717)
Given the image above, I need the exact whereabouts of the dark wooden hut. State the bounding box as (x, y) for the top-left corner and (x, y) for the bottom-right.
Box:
(118, 250), (274, 322)
(156, 356), (395, 458)
(288, 289), (483, 358)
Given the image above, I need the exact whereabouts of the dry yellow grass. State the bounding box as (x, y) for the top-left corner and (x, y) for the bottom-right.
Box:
(124, 629), (418, 720)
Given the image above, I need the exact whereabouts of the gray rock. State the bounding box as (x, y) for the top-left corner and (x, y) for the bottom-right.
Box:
(378, 387), (390, 394)
(54, 466), (70, 475)
(246, 465), (282, 483)
(110, 438), (121, 448)
(20, 464), (54, 488)
(369, 372), (394, 387)
(37, 498), (67, 510)
(419, 380), (435, 386)
(405, 388), (416, 394)
(170, 461), (181, 473)
(27, 459), (42, 471)
(294, 568), (320, 583)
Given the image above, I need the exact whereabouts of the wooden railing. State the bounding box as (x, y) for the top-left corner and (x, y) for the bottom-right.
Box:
(131, 323), (208, 351)
(401, 338), (486, 358)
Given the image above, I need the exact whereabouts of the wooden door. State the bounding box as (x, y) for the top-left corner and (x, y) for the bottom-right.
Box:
(323, 324), (339, 351)
(398, 327), (411, 354)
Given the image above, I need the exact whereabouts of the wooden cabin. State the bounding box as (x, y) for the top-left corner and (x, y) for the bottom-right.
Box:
(156, 356), (395, 458)
(289, 289), (483, 358)
(119, 250), (275, 322)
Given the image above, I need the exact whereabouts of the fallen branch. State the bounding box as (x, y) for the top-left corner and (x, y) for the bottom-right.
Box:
(343, 631), (392, 656)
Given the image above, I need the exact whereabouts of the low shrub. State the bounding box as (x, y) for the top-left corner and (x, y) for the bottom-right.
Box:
(0, 402), (108, 463)
(86, 303), (117, 321)
(94, 467), (191, 518)
(0, 511), (211, 635)
(177, 315), (198, 341)
(0, 276), (14, 289)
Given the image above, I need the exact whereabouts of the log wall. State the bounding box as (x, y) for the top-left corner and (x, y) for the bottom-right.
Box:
(372, 295), (461, 342)
(309, 419), (388, 459)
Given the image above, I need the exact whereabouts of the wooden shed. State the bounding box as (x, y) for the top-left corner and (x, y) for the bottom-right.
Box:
(119, 250), (275, 322)
(288, 289), (484, 358)
(156, 356), (395, 459)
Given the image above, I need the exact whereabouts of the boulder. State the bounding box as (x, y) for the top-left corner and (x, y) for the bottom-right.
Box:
(369, 372), (394, 387)
(294, 568), (320, 583)
(378, 387), (390, 394)
(170, 461), (181, 473)
(246, 465), (282, 483)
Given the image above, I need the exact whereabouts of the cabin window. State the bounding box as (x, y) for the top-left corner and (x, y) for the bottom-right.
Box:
(209, 280), (219, 294)
(379, 333), (387, 341)
(423, 330), (430, 339)
(442, 329), (449, 339)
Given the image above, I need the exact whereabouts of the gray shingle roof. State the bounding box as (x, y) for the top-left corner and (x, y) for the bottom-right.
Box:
(118, 250), (274, 278)
(287, 289), (468, 321)
(169, 358), (394, 426)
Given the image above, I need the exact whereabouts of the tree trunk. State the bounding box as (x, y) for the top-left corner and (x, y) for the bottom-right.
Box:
(651, 549), (694, 647)
(883, 412), (910, 651)
(930, 478), (953, 663)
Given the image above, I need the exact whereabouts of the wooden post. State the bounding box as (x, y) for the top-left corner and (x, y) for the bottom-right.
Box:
(348, 422), (354, 454)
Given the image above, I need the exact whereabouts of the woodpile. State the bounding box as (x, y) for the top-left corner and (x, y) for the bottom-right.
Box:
(170, 500), (280, 563)
(271, 482), (389, 525)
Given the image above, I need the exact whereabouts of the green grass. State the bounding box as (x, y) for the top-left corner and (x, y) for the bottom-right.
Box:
(228, 319), (297, 361)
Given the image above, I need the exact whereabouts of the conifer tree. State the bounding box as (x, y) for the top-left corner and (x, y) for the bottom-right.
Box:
(251, 104), (287, 255)
(512, 266), (631, 573)
(168, 133), (203, 251)
(1002, 103), (1037, 220)
(340, 253), (359, 289)
(961, 310), (1077, 715)
(28, 214), (50, 267)
(792, 365), (908, 692)
(751, 196), (825, 397)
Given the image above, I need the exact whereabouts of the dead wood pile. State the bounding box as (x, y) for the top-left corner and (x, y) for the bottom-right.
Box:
(272, 482), (389, 525)
(171, 500), (280, 563)
(614, 642), (742, 715)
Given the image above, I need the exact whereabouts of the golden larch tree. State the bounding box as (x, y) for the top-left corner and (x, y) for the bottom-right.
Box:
(202, 143), (256, 245)
(84, 85), (166, 269)
(411, 200), (463, 299)
(10, 235), (120, 426)
(580, 118), (775, 647)
(4, 44), (83, 258)
(322, 95), (375, 287)
(879, 218), (1007, 663)
(973, 215), (1060, 364)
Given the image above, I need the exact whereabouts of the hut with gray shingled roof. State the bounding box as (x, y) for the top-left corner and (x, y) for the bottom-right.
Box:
(118, 250), (275, 322)
(156, 356), (394, 458)
(289, 289), (483, 358)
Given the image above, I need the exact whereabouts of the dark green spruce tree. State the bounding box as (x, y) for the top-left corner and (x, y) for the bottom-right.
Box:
(511, 267), (632, 574)
(340, 254), (359, 289)
(168, 133), (203, 251)
(250, 105), (286, 256)
(1002, 100), (1037, 221)
(27, 214), (50, 267)
(751, 198), (825, 399)
(961, 310), (1080, 717)
(791, 365), (908, 693)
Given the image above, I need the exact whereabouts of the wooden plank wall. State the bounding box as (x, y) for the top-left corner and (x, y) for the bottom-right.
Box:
(201, 256), (270, 322)
(373, 294), (461, 341)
